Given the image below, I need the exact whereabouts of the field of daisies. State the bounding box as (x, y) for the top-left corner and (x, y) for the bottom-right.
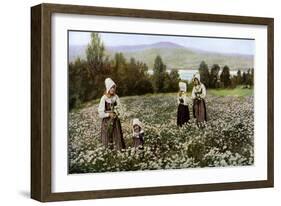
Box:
(68, 91), (254, 173)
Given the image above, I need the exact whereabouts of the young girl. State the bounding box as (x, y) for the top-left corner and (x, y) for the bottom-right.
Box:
(177, 82), (190, 127)
(132, 118), (144, 148)
(98, 78), (126, 150)
(191, 73), (207, 123)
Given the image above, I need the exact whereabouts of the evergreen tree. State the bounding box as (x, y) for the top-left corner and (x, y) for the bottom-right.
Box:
(168, 69), (180, 92)
(242, 71), (247, 85)
(199, 61), (210, 88)
(209, 64), (220, 88)
(220, 65), (231, 88)
(236, 70), (242, 85)
(250, 68), (254, 86)
(86, 33), (105, 78)
(153, 55), (167, 92)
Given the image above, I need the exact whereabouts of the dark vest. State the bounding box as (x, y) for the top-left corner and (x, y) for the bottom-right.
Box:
(104, 101), (117, 112)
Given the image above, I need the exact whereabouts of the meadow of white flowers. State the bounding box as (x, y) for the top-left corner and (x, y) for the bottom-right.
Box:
(68, 93), (254, 173)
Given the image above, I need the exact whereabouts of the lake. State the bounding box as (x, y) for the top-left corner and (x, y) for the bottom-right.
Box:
(148, 69), (239, 81)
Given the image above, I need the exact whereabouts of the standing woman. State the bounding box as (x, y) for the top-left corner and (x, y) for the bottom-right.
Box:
(98, 78), (126, 150)
(177, 82), (190, 127)
(192, 73), (207, 124)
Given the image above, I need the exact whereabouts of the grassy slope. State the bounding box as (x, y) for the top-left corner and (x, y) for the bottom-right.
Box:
(208, 86), (253, 97)
(76, 87), (253, 111)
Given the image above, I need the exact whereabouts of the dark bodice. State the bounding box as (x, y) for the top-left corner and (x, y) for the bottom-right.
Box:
(105, 101), (117, 112)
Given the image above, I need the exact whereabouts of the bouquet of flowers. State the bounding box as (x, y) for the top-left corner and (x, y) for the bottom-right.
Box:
(107, 101), (118, 137)
(194, 87), (203, 100)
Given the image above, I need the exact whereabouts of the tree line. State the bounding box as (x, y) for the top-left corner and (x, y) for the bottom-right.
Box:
(69, 32), (254, 110)
(198, 61), (254, 89)
(69, 33), (180, 109)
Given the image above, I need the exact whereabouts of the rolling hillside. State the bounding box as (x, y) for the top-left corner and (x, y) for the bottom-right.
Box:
(69, 42), (254, 70)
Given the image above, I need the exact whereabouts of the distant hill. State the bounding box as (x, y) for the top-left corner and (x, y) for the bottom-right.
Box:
(106, 41), (186, 52)
(69, 41), (253, 70)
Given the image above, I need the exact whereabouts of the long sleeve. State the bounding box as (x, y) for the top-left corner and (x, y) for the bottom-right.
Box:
(191, 87), (196, 100)
(98, 96), (110, 119)
(200, 84), (206, 99)
(192, 84), (206, 99)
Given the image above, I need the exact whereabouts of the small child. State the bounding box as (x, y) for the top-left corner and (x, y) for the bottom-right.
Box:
(132, 118), (144, 148)
(177, 82), (190, 127)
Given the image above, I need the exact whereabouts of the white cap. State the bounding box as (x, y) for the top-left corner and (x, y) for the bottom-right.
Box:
(133, 118), (142, 128)
(132, 118), (144, 135)
(179, 82), (187, 92)
(193, 72), (200, 82)
(105, 78), (116, 93)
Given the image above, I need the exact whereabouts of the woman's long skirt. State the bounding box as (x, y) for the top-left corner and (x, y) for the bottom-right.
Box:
(177, 104), (190, 127)
(193, 99), (207, 122)
(101, 117), (126, 150)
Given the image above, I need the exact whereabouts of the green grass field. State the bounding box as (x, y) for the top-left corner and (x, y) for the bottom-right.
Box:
(208, 86), (253, 97)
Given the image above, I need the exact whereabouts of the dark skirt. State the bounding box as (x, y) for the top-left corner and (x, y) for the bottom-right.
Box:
(101, 117), (126, 150)
(177, 104), (190, 127)
(193, 99), (207, 122)
(133, 137), (144, 148)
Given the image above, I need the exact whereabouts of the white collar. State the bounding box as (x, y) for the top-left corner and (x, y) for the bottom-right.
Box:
(133, 130), (144, 136)
(103, 95), (117, 103)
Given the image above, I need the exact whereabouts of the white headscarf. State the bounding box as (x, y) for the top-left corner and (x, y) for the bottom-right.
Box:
(132, 118), (144, 135)
(105, 78), (116, 93)
(193, 72), (201, 82)
(179, 82), (187, 92)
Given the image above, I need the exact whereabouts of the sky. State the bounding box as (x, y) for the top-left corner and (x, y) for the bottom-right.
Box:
(69, 31), (255, 55)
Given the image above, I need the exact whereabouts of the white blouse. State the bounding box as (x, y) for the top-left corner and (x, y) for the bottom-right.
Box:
(191, 83), (206, 99)
(133, 130), (144, 139)
(177, 93), (190, 106)
(98, 95), (124, 119)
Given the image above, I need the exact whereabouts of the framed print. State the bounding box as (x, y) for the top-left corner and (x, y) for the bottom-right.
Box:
(31, 3), (274, 202)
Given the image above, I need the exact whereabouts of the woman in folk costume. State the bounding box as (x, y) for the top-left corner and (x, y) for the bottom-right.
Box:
(191, 73), (207, 123)
(98, 78), (126, 150)
(132, 118), (144, 148)
(177, 82), (190, 127)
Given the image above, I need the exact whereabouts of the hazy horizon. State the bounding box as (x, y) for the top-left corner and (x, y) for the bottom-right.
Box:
(69, 31), (255, 55)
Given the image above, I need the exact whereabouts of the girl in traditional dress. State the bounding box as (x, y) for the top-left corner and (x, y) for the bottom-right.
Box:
(177, 82), (190, 127)
(191, 73), (207, 124)
(132, 118), (144, 148)
(98, 78), (126, 150)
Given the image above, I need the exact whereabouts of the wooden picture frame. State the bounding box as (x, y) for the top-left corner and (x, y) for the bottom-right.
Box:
(31, 3), (274, 202)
